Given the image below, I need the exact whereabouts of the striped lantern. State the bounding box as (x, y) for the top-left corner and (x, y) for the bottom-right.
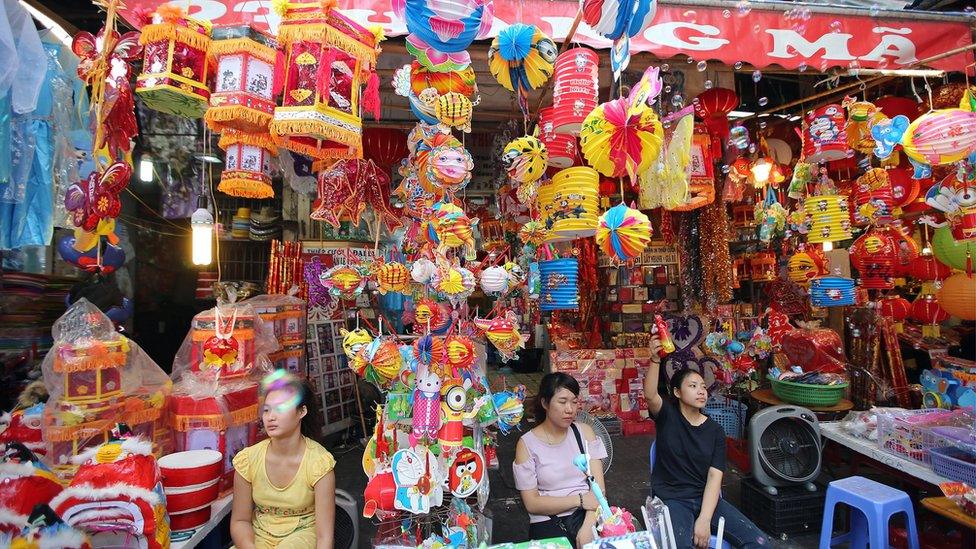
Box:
(909, 254), (952, 281)
(937, 273), (976, 320)
(550, 47), (600, 134)
(218, 131), (277, 198)
(538, 258), (579, 311)
(804, 194), (852, 244)
(205, 25), (277, 133)
(804, 104), (848, 163)
(750, 251), (778, 282)
(911, 289), (949, 337)
(538, 106), (579, 168)
(810, 275), (857, 307)
(136, 7), (212, 118)
(539, 166), (600, 241)
(849, 227), (899, 289)
(903, 108), (976, 167)
(851, 168), (896, 226)
(879, 295), (911, 333)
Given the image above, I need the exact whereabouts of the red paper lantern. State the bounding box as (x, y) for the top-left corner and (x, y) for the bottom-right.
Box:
(363, 128), (408, 168)
(887, 168), (920, 208)
(550, 48), (600, 134)
(851, 168), (895, 226)
(804, 104), (848, 163)
(879, 296), (911, 321)
(538, 106), (579, 168)
(875, 95), (922, 121)
(694, 87), (738, 157)
(910, 293), (949, 323)
(908, 254), (951, 281)
(850, 227), (899, 289)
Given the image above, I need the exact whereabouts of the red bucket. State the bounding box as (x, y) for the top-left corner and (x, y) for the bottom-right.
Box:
(170, 504), (213, 532)
(165, 479), (220, 514)
(159, 449), (223, 489)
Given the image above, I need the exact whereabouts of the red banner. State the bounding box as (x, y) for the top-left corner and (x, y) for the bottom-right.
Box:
(120, 1), (974, 71)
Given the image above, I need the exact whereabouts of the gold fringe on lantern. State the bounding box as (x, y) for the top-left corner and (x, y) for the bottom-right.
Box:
(208, 38), (278, 64)
(205, 105), (274, 134)
(218, 130), (280, 154)
(172, 404), (258, 432)
(270, 118), (362, 159)
(139, 22), (212, 51)
(277, 24), (377, 64)
(219, 174), (275, 199)
(189, 328), (255, 342)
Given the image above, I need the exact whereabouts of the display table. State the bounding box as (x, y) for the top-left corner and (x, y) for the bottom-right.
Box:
(170, 495), (233, 549)
(921, 497), (976, 530)
(750, 388), (853, 419)
(819, 422), (949, 488)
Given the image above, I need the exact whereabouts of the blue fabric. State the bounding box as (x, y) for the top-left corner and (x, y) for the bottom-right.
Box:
(663, 497), (769, 549)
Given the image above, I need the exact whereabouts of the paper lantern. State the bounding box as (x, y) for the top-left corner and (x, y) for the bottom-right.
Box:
(271, 0), (379, 160)
(933, 226), (976, 270)
(550, 48), (600, 134)
(204, 25), (277, 133)
(396, 0), (494, 53)
(911, 292), (949, 324)
(409, 61), (476, 98)
(136, 6), (211, 118)
(217, 131), (276, 198)
(580, 0), (656, 71)
(405, 34), (470, 72)
(538, 106), (579, 167)
(580, 85), (663, 177)
(376, 261), (411, 294)
(908, 254), (951, 281)
(810, 275), (857, 307)
(843, 99), (883, 154)
(189, 308), (258, 379)
(750, 251), (778, 282)
(538, 258), (579, 311)
(804, 194), (852, 244)
(694, 87), (738, 154)
(937, 273), (976, 320)
(596, 203), (652, 262)
(423, 141), (474, 196)
(480, 265), (510, 294)
(788, 247), (828, 286)
(850, 227), (899, 289)
(851, 168), (895, 226)
(926, 177), (976, 242)
(488, 24), (556, 95)
(887, 168), (920, 208)
(435, 92), (473, 132)
(901, 109), (976, 166)
(540, 166), (600, 241)
(502, 136), (548, 183)
(804, 105), (848, 163)
(427, 201), (475, 252)
(879, 296), (911, 321)
(363, 128), (409, 168)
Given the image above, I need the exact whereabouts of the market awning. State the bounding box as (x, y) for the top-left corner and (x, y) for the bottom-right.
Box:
(120, 0), (974, 71)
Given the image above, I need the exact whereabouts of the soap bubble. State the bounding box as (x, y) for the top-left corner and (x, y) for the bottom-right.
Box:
(752, 70), (762, 83)
(759, 121), (767, 130)
(697, 60), (708, 72)
(672, 95), (684, 107)
(704, 80), (713, 90)
(664, 85), (672, 93)
(683, 10), (697, 20)
(721, 164), (731, 174)
(661, 63), (670, 72)
(736, 1), (752, 17)
(830, 20), (842, 33)
(749, 143), (757, 154)
(723, 9), (731, 18)
(734, 61), (744, 70)
(798, 62), (808, 73)
(758, 96), (769, 107)
(687, 56), (695, 64)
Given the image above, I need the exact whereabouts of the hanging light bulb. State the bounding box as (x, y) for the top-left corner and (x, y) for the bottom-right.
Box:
(139, 156), (154, 182)
(750, 157), (773, 187)
(823, 241), (834, 252)
(191, 197), (214, 265)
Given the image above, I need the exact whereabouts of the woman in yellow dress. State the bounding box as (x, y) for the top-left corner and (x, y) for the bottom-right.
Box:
(231, 373), (336, 549)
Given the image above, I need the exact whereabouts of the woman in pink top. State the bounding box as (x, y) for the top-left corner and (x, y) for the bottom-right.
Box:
(513, 373), (608, 548)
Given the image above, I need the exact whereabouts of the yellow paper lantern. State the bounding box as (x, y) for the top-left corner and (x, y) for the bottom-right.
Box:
(803, 194), (852, 244)
(937, 273), (976, 320)
(542, 167), (600, 241)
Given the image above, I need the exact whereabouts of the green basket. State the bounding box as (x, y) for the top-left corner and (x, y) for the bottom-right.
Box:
(768, 376), (848, 407)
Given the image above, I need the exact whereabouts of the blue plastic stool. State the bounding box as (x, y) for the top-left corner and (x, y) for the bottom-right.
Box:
(650, 442), (732, 549)
(818, 476), (919, 549)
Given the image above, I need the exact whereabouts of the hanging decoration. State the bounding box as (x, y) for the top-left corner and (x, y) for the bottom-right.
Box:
(937, 273), (976, 320)
(205, 25), (278, 133)
(136, 4), (212, 118)
(804, 194), (852, 244)
(596, 203), (652, 262)
(549, 47), (600, 134)
(849, 227), (899, 290)
(395, 0), (494, 54)
(435, 92), (474, 133)
(580, 0), (657, 77)
(693, 87), (738, 158)
(787, 246), (828, 286)
(640, 109), (693, 211)
(804, 104), (848, 163)
(810, 274), (857, 307)
(539, 167), (600, 240)
(488, 24), (556, 112)
(502, 136), (548, 184)
(217, 130), (277, 199)
(925, 171), (976, 242)
(851, 168), (896, 226)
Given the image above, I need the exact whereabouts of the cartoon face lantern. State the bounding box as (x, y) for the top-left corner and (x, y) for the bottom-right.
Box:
(804, 104), (848, 163)
(425, 144), (474, 195)
(788, 248), (828, 286)
(340, 328), (373, 360)
(448, 448), (485, 498)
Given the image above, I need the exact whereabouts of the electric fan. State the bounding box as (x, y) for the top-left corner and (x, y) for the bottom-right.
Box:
(576, 410), (613, 473)
(335, 489), (359, 549)
(749, 406), (822, 495)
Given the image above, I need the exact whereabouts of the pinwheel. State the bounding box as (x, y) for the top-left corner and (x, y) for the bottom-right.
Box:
(488, 24), (556, 104)
(596, 203), (652, 262)
(518, 221), (550, 247)
(502, 136), (549, 184)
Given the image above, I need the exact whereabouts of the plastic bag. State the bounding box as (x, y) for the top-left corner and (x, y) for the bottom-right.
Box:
(244, 294), (308, 376)
(39, 299), (172, 480)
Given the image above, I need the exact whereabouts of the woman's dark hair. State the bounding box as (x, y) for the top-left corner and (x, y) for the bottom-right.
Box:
(296, 379), (323, 440)
(668, 368), (705, 401)
(533, 372), (580, 423)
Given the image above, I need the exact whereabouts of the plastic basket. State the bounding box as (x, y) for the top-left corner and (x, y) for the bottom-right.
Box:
(768, 376), (848, 407)
(876, 408), (972, 466)
(930, 446), (976, 485)
(704, 397), (747, 440)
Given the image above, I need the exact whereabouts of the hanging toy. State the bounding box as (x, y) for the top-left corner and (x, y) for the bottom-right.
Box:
(320, 264), (368, 300)
(375, 260), (411, 295)
(340, 328), (374, 360)
(488, 24), (556, 106)
(502, 136), (549, 184)
(410, 369), (442, 446)
(596, 203), (652, 262)
(572, 454), (636, 537)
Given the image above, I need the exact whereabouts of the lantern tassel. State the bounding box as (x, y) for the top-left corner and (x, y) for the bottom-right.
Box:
(362, 70), (381, 121)
(316, 46), (336, 99)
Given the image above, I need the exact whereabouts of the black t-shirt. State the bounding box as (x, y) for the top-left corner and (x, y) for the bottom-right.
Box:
(650, 399), (726, 500)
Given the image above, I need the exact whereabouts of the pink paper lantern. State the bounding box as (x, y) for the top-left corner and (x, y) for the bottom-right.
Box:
(539, 106), (579, 168)
(550, 47), (599, 134)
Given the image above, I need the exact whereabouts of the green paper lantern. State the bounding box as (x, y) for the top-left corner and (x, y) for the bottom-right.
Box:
(932, 226), (976, 271)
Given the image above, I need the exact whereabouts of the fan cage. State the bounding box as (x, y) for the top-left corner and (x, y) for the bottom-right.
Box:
(757, 416), (821, 483)
(576, 411), (614, 474)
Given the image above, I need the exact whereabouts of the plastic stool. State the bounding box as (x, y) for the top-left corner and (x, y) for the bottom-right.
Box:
(818, 476), (919, 549)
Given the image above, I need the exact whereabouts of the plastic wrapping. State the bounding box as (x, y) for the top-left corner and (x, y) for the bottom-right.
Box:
(245, 294), (308, 376)
(39, 299), (172, 480)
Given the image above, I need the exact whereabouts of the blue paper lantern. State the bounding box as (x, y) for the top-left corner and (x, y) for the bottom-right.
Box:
(539, 258), (579, 311)
(400, 0), (494, 54)
(809, 275), (857, 307)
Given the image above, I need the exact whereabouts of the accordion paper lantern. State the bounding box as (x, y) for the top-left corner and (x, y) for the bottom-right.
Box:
(804, 194), (852, 244)
(809, 275), (857, 307)
(932, 225), (976, 271)
(397, 0), (494, 54)
(271, 0), (379, 160)
(911, 291), (949, 325)
(540, 166), (600, 241)
(217, 131), (277, 198)
(937, 273), (976, 320)
(538, 106), (579, 167)
(693, 87), (738, 154)
(596, 203), (652, 262)
(205, 25), (278, 133)
(804, 104), (848, 163)
(788, 247), (828, 286)
(487, 24), (556, 95)
(850, 227), (899, 289)
(538, 258), (579, 311)
(901, 108), (976, 167)
(879, 296), (911, 322)
(136, 6), (212, 118)
(909, 254), (952, 281)
(502, 136), (548, 183)
(851, 168), (895, 226)
(550, 47), (600, 134)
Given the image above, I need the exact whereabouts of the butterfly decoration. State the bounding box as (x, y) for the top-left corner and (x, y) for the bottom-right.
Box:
(64, 162), (131, 232)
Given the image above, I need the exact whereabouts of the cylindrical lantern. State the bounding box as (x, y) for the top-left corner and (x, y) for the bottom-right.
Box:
(902, 109), (976, 167)
(788, 247), (828, 286)
(933, 226), (976, 271)
(810, 275), (857, 307)
(550, 48), (599, 135)
(205, 25), (277, 133)
(937, 273), (976, 320)
(217, 131), (277, 198)
(538, 258), (579, 311)
(750, 251), (778, 282)
(538, 106), (579, 168)
(804, 104), (848, 163)
(908, 254), (951, 281)
(879, 295), (911, 333)
(851, 168), (895, 226)
(136, 6), (212, 118)
(271, 0), (378, 160)
(850, 227), (899, 290)
(693, 87), (738, 157)
(542, 167), (600, 241)
(804, 194), (852, 244)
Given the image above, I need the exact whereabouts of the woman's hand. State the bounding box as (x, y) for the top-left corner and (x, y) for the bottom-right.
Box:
(648, 331), (662, 361)
(693, 515), (711, 549)
(580, 491), (599, 512)
(576, 510), (599, 549)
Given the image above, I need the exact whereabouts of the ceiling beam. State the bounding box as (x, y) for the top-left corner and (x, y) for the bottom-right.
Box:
(22, 0), (79, 35)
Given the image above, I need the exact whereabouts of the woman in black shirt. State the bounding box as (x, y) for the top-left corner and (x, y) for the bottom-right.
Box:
(643, 334), (768, 549)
